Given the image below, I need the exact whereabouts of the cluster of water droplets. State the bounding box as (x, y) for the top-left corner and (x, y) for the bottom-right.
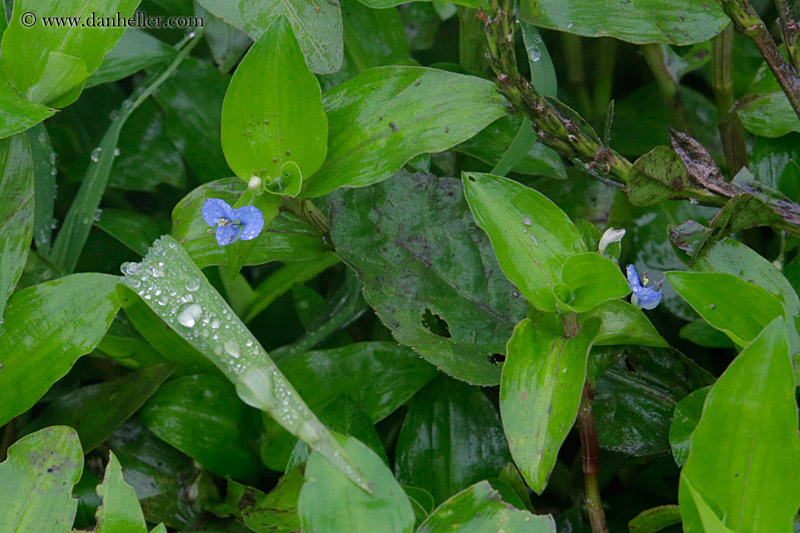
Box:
(522, 215), (539, 246)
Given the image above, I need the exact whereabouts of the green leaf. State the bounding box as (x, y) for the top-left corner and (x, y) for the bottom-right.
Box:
(559, 252), (630, 311)
(196, 0), (343, 74)
(0, 72), (55, 138)
(95, 452), (148, 533)
(195, 4), (251, 73)
(739, 92), (800, 138)
(329, 171), (526, 385)
(501, 316), (599, 493)
(302, 67), (507, 197)
(86, 29), (176, 88)
(689, 237), (800, 355)
(0, 273), (120, 426)
(517, 0), (727, 45)
(417, 481), (557, 532)
(0, 426), (83, 532)
(395, 375), (511, 503)
(244, 467), (303, 532)
(0, 133), (33, 323)
(1, 0), (140, 105)
(107, 420), (204, 530)
(358, 0), (485, 9)
(463, 171), (586, 312)
(583, 299), (668, 347)
(682, 478), (734, 533)
(520, 23), (557, 98)
(666, 271), (785, 348)
(679, 319), (800, 532)
(119, 235), (370, 491)
(338, 0), (409, 73)
(403, 485), (435, 527)
(21, 364), (174, 452)
(319, 396), (389, 464)
(592, 346), (713, 457)
(28, 124), (56, 256)
(95, 209), (170, 257)
(628, 505), (681, 533)
(628, 146), (692, 206)
(299, 435), (415, 532)
(140, 374), (262, 480)
(668, 386), (710, 467)
(221, 18), (327, 189)
(151, 57), (232, 183)
(171, 178), (325, 268)
(455, 115), (566, 179)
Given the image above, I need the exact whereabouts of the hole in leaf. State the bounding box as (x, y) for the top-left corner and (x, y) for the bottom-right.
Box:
(488, 353), (506, 365)
(421, 308), (451, 338)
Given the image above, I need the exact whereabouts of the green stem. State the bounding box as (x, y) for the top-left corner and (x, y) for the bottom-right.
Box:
(592, 38), (618, 122)
(717, 0), (800, 120)
(578, 382), (608, 533)
(562, 33), (593, 120)
(775, 0), (800, 73)
(281, 197), (331, 237)
(642, 44), (693, 134)
(712, 24), (748, 174)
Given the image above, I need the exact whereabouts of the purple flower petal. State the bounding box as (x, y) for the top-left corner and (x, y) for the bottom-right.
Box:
(203, 198), (234, 227)
(215, 225), (237, 246)
(626, 264), (642, 290)
(234, 205), (265, 241)
(626, 264), (662, 310)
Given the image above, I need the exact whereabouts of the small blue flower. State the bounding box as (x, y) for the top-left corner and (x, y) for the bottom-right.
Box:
(626, 264), (663, 310)
(202, 198), (264, 246)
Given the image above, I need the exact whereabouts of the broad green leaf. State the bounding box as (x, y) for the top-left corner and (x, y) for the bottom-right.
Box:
(455, 115), (566, 179)
(329, 171), (526, 385)
(108, 420), (205, 530)
(395, 376), (511, 503)
(583, 299), (668, 347)
(319, 396), (389, 464)
(28, 124), (56, 256)
(140, 374), (262, 480)
(299, 435), (415, 532)
(669, 386), (710, 467)
(119, 235), (370, 491)
(628, 146), (692, 206)
(86, 29), (176, 88)
(110, 99), (186, 191)
(241, 253), (340, 323)
(690, 237), (800, 355)
(221, 18), (327, 190)
(339, 0), (409, 72)
(628, 505), (681, 533)
(302, 67), (507, 197)
(559, 252), (629, 311)
(279, 342), (437, 422)
(151, 57), (231, 182)
(682, 479), (734, 533)
(22, 364), (174, 452)
(679, 319), (735, 348)
(592, 346), (713, 457)
(171, 178), (325, 268)
(666, 271), (785, 347)
(0, 72), (55, 138)
(1, 0), (140, 105)
(520, 23), (557, 98)
(739, 92), (800, 138)
(196, 0), (343, 75)
(245, 467), (303, 532)
(417, 481), (557, 532)
(463, 172), (586, 312)
(195, 4), (251, 73)
(95, 452), (148, 533)
(0, 426), (83, 532)
(679, 319), (800, 532)
(0, 273), (120, 426)
(0, 133), (33, 323)
(95, 209), (170, 256)
(501, 316), (599, 493)
(518, 0), (727, 45)
(404, 486), (435, 527)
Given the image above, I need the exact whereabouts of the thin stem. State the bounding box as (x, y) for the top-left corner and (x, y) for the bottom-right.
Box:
(775, 0), (800, 72)
(578, 382), (608, 533)
(642, 44), (693, 134)
(717, 0), (800, 120)
(592, 38), (618, 122)
(281, 197), (331, 237)
(562, 33), (593, 120)
(712, 24), (748, 174)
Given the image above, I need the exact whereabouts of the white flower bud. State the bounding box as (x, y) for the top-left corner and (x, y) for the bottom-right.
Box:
(598, 227), (626, 255)
(247, 176), (262, 191)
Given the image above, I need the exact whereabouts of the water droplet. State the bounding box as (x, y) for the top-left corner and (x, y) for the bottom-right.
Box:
(90, 147), (102, 162)
(224, 340), (241, 359)
(50, 167), (57, 176)
(531, 234), (539, 246)
(185, 278), (200, 292)
(210, 318), (220, 329)
(93, 208), (103, 222)
(527, 44), (541, 62)
(109, 110), (120, 121)
(113, 148), (120, 157)
(177, 303), (203, 328)
(522, 216), (532, 226)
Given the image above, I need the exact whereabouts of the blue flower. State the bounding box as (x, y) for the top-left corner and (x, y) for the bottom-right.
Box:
(626, 264), (662, 310)
(202, 198), (264, 246)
